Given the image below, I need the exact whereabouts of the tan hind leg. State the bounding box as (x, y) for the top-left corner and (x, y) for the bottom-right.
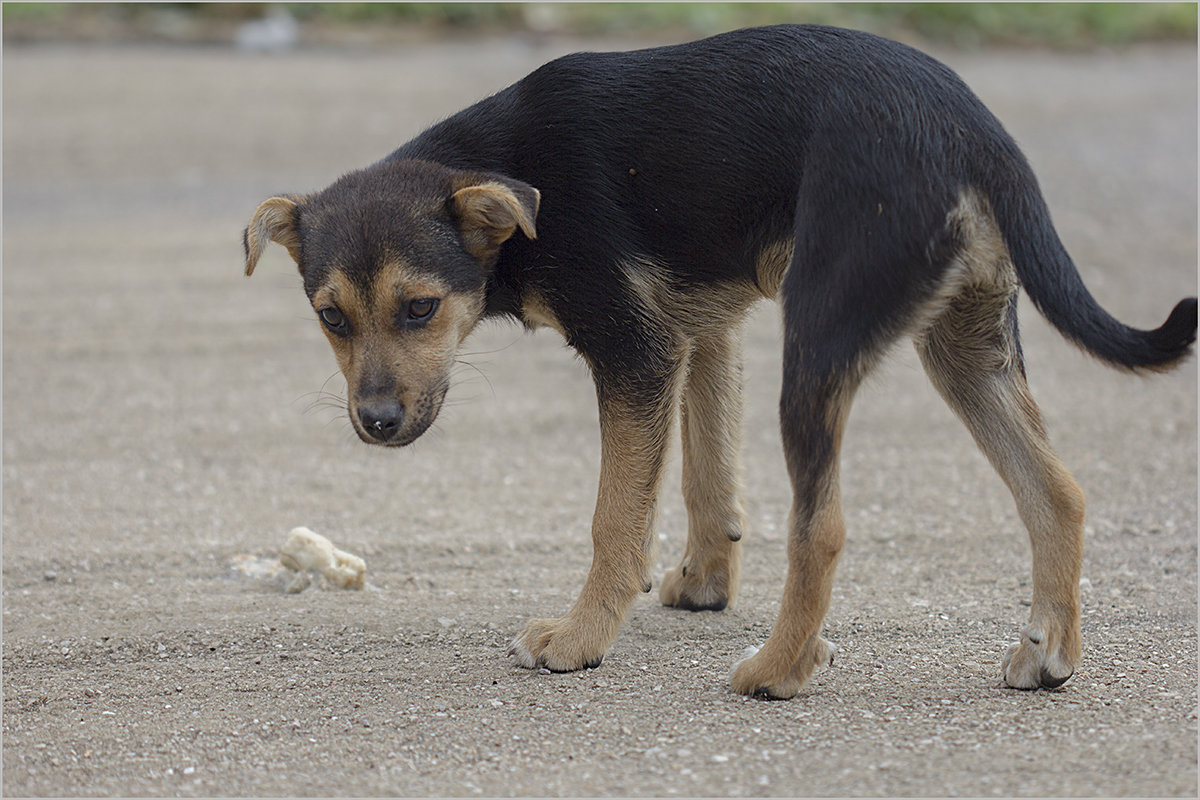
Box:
(661, 327), (746, 612)
(729, 367), (860, 699)
(916, 283), (1084, 689)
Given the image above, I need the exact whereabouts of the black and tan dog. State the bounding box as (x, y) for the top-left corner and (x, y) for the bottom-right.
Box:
(244, 25), (1196, 698)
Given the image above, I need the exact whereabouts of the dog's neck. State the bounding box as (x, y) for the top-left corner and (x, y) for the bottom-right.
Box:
(483, 262), (525, 320)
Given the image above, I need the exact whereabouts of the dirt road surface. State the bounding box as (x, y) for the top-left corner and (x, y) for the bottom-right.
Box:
(3, 34), (1196, 797)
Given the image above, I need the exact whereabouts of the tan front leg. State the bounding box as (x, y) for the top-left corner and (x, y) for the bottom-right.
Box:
(510, 386), (678, 672)
(661, 327), (746, 612)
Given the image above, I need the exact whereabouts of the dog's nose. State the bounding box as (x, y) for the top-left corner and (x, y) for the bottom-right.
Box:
(357, 401), (405, 442)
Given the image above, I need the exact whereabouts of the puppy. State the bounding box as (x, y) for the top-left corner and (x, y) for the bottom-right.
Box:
(244, 25), (1196, 698)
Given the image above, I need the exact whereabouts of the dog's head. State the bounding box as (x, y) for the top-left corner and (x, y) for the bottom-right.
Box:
(243, 159), (539, 446)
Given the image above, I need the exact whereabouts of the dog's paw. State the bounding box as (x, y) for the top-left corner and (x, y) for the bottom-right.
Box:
(508, 617), (606, 673)
(729, 636), (835, 700)
(1001, 623), (1077, 689)
(660, 562), (732, 611)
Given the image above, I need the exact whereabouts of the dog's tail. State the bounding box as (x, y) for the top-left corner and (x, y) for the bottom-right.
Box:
(986, 158), (1197, 374)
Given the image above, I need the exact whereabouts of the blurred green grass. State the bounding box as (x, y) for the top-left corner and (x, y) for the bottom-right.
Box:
(4, 2), (1197, 47)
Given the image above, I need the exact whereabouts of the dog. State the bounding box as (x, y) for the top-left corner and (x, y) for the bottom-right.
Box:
(244, 25), (1196, 699)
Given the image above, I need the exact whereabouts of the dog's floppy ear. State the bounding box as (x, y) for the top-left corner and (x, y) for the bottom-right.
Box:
(449, 177), (540, 261)
(243, 196), (303, 276)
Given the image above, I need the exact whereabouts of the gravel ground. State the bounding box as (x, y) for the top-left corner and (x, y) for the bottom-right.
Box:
(2, 34), (1196, 797)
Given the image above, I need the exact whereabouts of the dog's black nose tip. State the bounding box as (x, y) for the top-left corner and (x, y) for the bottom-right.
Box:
(358, 401), (405, 442)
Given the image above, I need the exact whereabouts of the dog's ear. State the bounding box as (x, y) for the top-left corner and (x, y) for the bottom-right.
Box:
(243, 196), (303, 276)
(449, 178), (540, 261)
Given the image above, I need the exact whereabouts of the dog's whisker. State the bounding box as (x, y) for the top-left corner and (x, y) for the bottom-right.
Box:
(297, 371), (349, 415)
(452, 359), (495, 398)
(457, 335), (523, 358)
(320, 415), (347, 431)
(439, 395), (481, 411)
(318, 371), (346, 396)
(300, 390), (349, 415)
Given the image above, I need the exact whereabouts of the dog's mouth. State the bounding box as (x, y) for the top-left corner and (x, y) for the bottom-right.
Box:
(353, 414), (432, 447)
(349, 385), (447, 447)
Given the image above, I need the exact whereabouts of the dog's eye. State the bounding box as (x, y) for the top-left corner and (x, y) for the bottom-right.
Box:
(318, 306), (349, 334)
(406, 298), (439, 323)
